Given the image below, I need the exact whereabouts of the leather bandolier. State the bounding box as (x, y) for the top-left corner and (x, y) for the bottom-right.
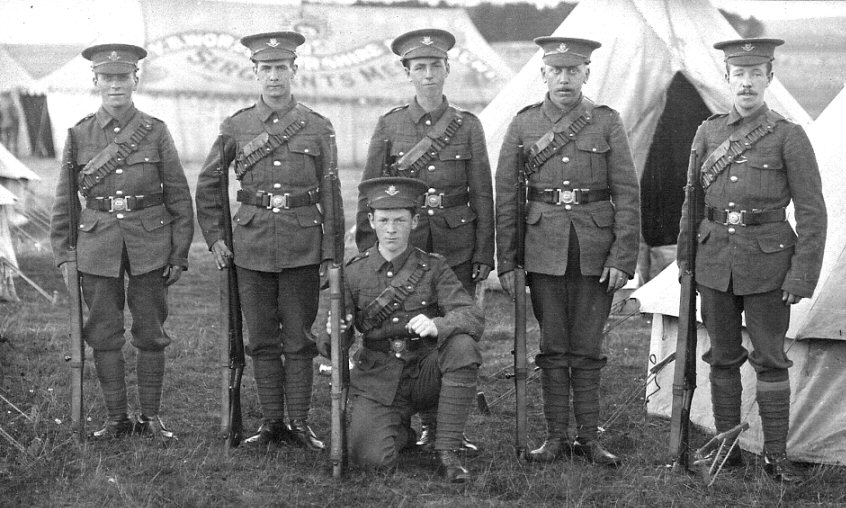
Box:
(78, 112), (154, 197)
(525, 109), (592, 178)
(234, 107), (308, 180)
(385, 109), (464, 178)
(358, 257), (431, 334)
(700, 112), (779, 190)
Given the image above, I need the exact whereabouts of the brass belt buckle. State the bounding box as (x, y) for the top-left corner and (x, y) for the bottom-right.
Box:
(726, 210), (743, 226)
(554, 189), (576, 205)
(425, 193), (443, 208)
(268, 193), (290, 211)
(110, 197), (129, 212)
(390, 338), (407, 358)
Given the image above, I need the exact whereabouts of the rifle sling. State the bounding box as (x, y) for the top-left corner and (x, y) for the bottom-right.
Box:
(700, 114), (776, 190)
(234, 108), (308, 180)
(389, 109), (464, 178)
(78, 112), (154, 197)
(526, 110), (592, 177)
(358, 257), (430, 333)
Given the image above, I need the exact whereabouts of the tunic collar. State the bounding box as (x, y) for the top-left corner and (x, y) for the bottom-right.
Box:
(541, 93), (586, 123)
(727, 103), (770, 126)
(95, 103), (137, 129)
(367, 243), (415, 273)
(255, 95), (297, 123)
(407, 96), (449, 125)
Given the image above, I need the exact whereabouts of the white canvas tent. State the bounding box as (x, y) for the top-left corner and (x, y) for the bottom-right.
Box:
(479, 0), (812, 283)
(0, 183), (20, 301)
(633, 85), (846, 465)
(36, 1), (513, 166)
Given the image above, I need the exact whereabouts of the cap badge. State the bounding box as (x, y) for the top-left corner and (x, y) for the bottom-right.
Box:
(108, 51), (120, 62)
(741, 43), (754, 52)
(267, 38), (280, 48)
(556, 43), (569, 54)
(385, 185), (399, 196)
(421, 36), (434, 46)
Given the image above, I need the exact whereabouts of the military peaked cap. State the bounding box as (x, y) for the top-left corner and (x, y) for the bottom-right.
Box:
(533, 37), (601, 67)
(391, 29), (455, 61)
(360, 177), (428, 209)
(241, 31), (305, 62)
(82, 43), (147, 74)
(714, 38), (784, 65)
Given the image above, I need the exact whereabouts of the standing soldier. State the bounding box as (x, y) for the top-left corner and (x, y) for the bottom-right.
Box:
(50, 43), (194, 439)
(196, 31), (341, 450)
(495, 37), (640, 466)
(355, 28), (493, 452)
(326, 176), (483, 482)
(677, 38), (826, 482)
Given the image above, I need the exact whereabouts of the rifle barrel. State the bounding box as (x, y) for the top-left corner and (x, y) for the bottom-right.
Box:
(65, 129), (85, 441)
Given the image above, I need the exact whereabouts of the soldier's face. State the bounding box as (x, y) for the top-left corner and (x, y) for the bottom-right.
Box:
(725, 63), (772, 115)
(254, 59), (297, 100)
(405, 58), (449, 100)
(542, 64), (589, 110)
(369, 208), (419, 255)
(93, 72), (138, 110)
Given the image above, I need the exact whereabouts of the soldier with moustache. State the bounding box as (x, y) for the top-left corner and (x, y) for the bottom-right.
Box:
(50, 44), (194, 439)
(196, 32), (343, 450)
(677, 39), (826, 482)
(354, 28), (493, 452)
(495, 37), (640, 466)
(324, 177), (483, 482)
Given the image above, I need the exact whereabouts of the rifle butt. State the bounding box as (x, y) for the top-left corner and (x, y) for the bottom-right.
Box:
(669, 272), (698, 467)
(329, 266), (346, 478)
(219, 268), (232, 437)
(513, 269), (528, 459)
(66, 255), (85, 440)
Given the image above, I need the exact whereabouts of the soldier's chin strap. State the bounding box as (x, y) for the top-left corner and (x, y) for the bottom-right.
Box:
(692, 422), (749, 486)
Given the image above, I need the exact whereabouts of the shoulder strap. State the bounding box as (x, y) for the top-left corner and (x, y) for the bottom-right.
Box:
(78, 112), (154, 197)
(388, 107), (464, 178)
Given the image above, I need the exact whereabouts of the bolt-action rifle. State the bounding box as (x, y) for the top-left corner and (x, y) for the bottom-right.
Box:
(325, 134), (348, 479)
(513, 144), (529, 460)
(64, 128), (85, 441)
(669, 149), (700, 469)
(217, 134), (244, 449)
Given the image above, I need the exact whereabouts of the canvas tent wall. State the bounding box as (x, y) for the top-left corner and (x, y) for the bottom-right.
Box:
(38, 0), (514, 166)
(479, 0), (811, 282)
(0, 183), (20, 301)
(632, 85), (846, 465)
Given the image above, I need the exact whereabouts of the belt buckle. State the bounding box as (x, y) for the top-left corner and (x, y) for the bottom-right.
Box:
(555, 189), (576, 205)
(425, 193), (443, 208)
(110, 196), (129, 212)
(726, 210), (743, 226)
(269, 193), (289, 210)
(390, 338), (407, 358)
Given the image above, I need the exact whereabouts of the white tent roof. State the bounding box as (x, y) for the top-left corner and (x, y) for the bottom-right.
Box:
(0, 46), (37, 93)
(0, 183), (17, 205)
(0, 142), (41, 182)
(479, 0), (812, 176)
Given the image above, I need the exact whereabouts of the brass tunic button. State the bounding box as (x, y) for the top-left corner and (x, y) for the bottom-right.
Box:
(273, 160), (282, 166)
(387, 271), (394, 277)
(564, 204), (572, 211)
(421, 300), (426, 305)
(428, 188), (437, 194)
(272, 208), (280, 213)
(563, 180), (571, 186)
(113, 127), (120, 133)
(304, 148), (309, 153)
(115, 190), (123, 196)
(273, 118), (279, 123)
(425, 119), (432, 126)
(730, 175), (739, 182)
(398, 151), (404, 156)
(763, 164), (769, 168)
(562, 156), (570, 163)
(115, 169), (123, 175)
(728, 202), (735, 208)
(144, 157), (150, 162)
(273, 183), (282, 189)
(116, 213), (124, 219)
(728, 227), (736, 234)
(427, 165), (436, 171)
(392, 317), (400, 323)
(427, 209), (434, 216)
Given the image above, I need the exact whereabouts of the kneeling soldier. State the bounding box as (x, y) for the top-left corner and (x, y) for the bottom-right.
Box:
(322, 177), (483, 482)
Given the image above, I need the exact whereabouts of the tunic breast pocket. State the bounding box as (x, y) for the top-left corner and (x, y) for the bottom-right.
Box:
(575, 136), (610, 183)
(124, 149), (162, 192)
(746, 153), (786, 200)
(436, 144), (472, 184)
(285, 139), (321, 185)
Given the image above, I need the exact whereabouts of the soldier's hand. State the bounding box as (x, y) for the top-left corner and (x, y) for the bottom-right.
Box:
(472, 263), (492, 282)
(407, 314), (437, 338)
(59, 263), (70, 289)
(211, 239), (233, 269)
(320, 311), (353, 358)
(782, 290), (803, 305)
(162, 265), (184, 286)
(600, 267), (628, 294)
(498, 270), (516, 297)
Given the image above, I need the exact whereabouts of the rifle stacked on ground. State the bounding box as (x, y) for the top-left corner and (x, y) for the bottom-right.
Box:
(325, 133), (349, 479)
(64, 128), (85, 441)
(669, 149), (700, 469)
(513, 144), (529, 460)
(217, 134), (245, 449)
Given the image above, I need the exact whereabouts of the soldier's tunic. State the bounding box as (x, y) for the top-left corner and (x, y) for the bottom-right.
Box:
(355, 98), (494, 292)
(677, 105), (826, 374)
(196, 96), (342, 360)
(495, 95), (640, 369)
(344, 244), (483, 469)
(50, 104), (194, 352)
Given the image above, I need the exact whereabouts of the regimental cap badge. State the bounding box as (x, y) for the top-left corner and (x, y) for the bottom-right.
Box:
(391, 29), (456, 61)
(741, 43), (754, 52)
(240, 32), (306, 61)
(267, 38), (280, 48)
(421, 36), (434, 46)
(108, 51), (120, 61)
(533, 37), (601, 66)
(556, 43), (569, 53)
(385, 185), (399, 196)
(359, 176), (429, 210)
(81, 43), (147, 74)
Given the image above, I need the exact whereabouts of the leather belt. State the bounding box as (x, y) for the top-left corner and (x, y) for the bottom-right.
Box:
(527, 187), (610, 205)
(706, 206), (786, 226)
(86, 193), (163, 212)
(236, 188), (320, 210)
(364, 335), (431, 358)
(421, 190), (470, 209)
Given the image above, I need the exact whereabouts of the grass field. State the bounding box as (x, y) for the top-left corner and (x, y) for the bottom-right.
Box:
(2, 157), (845, 506)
